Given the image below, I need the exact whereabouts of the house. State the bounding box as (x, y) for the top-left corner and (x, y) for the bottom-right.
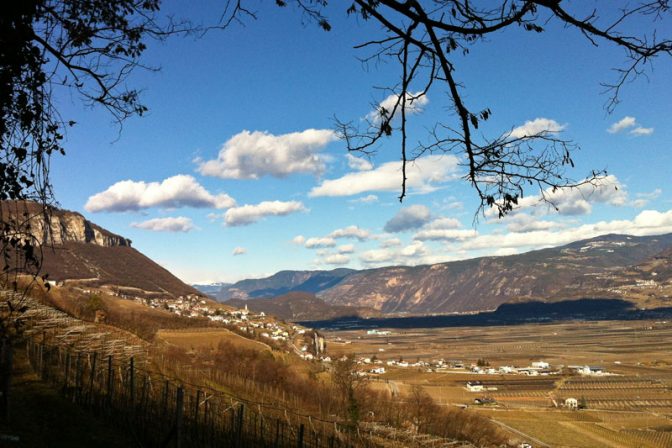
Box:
(466, 381), (485, 392)
(532, 361), (550, 369)
(565, 397), (578, 409)
(369, 367), (386, 374)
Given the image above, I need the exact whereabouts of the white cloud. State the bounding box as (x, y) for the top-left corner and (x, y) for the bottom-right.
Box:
(349, 194), (379, 204)
(485, 175), (627, 218)
(309, 155), (460, 197)
(305, 237), (336, 249)
(130, 216), (195, 233)
(329, 225), (370, 241)
(400, 241), (428, 257)
(346, 154), (373, 171)
(232, 247), (247, 256)
(292, 235), (306, 245)
(505, 214), (562, 233)
(197, 129), (337, 179)
(366, 92), (429, 123)
(85, 175), (235, 213)
(324, 254), (350, 265)
(632, 188), (662, 208)
(424, 217), (461, 230)
(224, 200), (307, 226)
(630, 126), (654, 136)
(384, 205), (432, 233)
(380, 237), (401, 248)
(360, 248), (396, 264)
(414, 228), (478, 241)
(508, 118), (565, 139)
(607, 116), (636, 134)
(462, 208), (672, 252)
(338, 244), (355, 254)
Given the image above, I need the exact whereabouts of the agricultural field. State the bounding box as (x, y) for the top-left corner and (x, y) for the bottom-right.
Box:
(155, 328), (271, 352)
(324, 319), (672, 447)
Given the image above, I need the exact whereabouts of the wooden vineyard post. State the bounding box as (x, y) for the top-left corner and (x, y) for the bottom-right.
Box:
(63, 351), (71, 394)
(75, 352), (82, 403)
(176, 386), (184, 448)
(129, 356), (135, 412)
(236, 403), (245, 447)
(106, 355), (113, 409)
(88, 352), (97, 406)
(297, 423), (305, 448)
(0, 338), (11, 421)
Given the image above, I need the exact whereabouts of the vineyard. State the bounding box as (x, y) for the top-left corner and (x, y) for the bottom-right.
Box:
(2, 291), (481, 448)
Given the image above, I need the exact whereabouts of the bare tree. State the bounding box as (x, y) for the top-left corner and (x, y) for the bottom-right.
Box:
(228, 1), (671, 215)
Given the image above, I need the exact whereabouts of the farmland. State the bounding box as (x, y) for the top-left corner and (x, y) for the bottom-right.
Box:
(323, 319), (672, 447)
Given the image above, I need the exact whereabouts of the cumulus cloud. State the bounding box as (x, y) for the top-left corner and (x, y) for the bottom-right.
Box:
(630, 126), (654, 136)
(462, 208), (672, 252)
(224, 200), (307, 226)
(346, 154), (373, 171)
(349, 194), (379, 204)
(414, 228), (478, 241)
(324, 254), (350, 265)
(292, 235), (306, 245)
(607, 116), (636, 134)
(607, 117), (653, 136)
(508, 118), (565, 139)
(130, 216), (195, 233)
(632, 188), (662, 208)
(400, 241), (428, 257)
(366, 92), (429, 123)
(360, 248), (396, 264)
(505, 214), (562, 233)
(232, 247), (247, 256)
(329, 225), (370, 241)
(197, 129), (337, 179)
(310, 155), (460, 197)
(485, 175), (627, 218)
(85, 175), (235, 213)
(423, 217), (461, 230)
(380, 237), (401, 248)
(305, 237), (336, 249)
(338, 244), (355, 254)
(384, 205), (432, 233)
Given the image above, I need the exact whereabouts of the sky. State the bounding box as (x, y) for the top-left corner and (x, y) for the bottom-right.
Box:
(49, 1), (672, 284)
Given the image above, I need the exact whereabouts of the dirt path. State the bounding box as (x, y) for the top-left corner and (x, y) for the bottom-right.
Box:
(0, 348), (135, 448)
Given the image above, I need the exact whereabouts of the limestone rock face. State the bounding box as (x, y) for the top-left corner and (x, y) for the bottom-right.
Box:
(18, 204), (131, 247)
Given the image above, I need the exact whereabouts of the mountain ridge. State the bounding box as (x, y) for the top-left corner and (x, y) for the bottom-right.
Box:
(196, 233), (672, 315)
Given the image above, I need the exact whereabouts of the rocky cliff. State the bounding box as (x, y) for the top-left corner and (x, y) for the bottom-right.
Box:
(1, 200), (131, 247)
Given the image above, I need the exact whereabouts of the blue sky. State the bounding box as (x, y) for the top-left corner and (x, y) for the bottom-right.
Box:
(50, 2), (672, 283)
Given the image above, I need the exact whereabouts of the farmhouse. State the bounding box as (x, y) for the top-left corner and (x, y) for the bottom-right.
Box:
(565, 397), (579, 409)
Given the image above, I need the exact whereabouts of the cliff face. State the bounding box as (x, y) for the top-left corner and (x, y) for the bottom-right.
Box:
(2, 201), (131, 247)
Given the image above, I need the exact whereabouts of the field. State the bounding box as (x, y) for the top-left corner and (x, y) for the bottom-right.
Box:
(155, 328), (271, 352)
(324, 319), (672, 447)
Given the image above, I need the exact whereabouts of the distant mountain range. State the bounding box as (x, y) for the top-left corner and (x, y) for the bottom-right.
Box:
(225, 292), (380, 322)
(196, 233), (672, 316)
(3, 201), (202, 298)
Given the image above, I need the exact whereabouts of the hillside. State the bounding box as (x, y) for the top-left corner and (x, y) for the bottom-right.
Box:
(224, 292), (380, 321)
(318, 233), (672, 313)
(3, 201), (201, 298)
(215, 268), (356, 300)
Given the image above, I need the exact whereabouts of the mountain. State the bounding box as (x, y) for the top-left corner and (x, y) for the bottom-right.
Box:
(3, 201), (202, 298)
(317, 233), (672, 314)
(192, 282), (231, 296)
(555, 245), (672, 309)
(212, 233), (672, 316)
(212, 268), (356, 300)
(224, 292), (379, 321)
